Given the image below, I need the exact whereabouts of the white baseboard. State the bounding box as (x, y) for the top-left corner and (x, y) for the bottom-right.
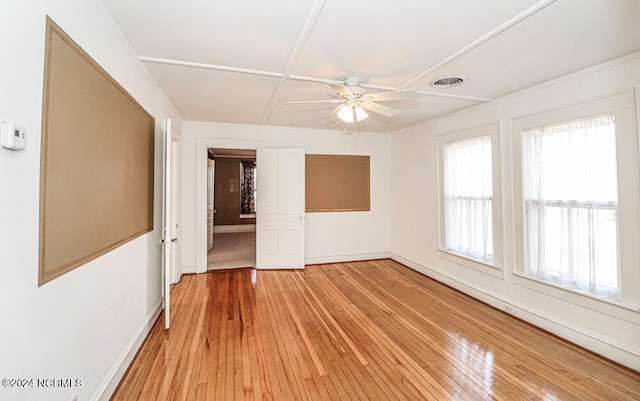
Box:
(390, 253), (640, 371)
(93, 299), (163, 401)
(181, 265), (197, 274)
(305, 252), (390, 266)
(213, 224), (256, 233)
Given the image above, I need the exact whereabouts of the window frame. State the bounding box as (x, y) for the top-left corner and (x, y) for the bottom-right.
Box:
(511, 91), (640, 306)
(437, 123), (503, 277)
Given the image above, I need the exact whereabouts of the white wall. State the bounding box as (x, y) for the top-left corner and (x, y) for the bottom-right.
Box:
(390, 53), (640, 370)
(180, 122), (391, 273)
(0, 1), (182, 400)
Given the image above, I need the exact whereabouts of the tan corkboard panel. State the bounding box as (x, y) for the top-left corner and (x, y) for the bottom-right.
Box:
(39, 18), (155, 286)
(305, 155), (370, 212)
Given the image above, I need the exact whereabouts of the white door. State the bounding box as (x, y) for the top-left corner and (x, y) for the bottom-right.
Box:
(170, 134), (181, 284)
(162, 118), (173, 329)
(256, 148), (305, 269)
(207, 159), (215, 251)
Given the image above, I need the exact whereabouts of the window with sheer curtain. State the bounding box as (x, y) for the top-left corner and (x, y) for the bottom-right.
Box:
(443, 136), (494, 263)
(522, 114), (619, 299)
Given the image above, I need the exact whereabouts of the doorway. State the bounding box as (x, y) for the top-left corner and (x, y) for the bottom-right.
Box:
(206, 148), (257, 270)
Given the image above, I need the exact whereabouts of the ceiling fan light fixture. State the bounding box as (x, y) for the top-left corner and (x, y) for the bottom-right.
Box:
(337, 104), (368, 123)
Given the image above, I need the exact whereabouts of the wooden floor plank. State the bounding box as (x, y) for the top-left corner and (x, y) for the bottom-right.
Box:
(212, 271), (230, 401)
(254, 274), (294, 401)
(260, 272), (309, 401)
(111, 260), (640, 401)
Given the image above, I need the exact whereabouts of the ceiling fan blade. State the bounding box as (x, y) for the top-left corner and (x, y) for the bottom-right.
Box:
(328, 83), (353, 97)
(366, 89), (418, 102)
(361, 102), (399, 118)
(284, 99), (341, 105)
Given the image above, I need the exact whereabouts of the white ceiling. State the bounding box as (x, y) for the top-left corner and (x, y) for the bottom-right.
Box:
(101, 0), (640, 134)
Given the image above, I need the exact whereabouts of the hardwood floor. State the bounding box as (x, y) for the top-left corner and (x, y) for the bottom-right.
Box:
(111, 260), (640, 401)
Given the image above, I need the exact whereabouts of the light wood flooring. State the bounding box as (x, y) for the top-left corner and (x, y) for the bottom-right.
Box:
(111, 259), (640, 401)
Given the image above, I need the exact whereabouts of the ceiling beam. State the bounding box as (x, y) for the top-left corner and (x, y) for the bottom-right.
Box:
(286, 75), (494, 102)
(137, 57), (496, 102)
(138, 56), (282, 78)
(398, 0), (557, 89)
(259, 0), (328, 125)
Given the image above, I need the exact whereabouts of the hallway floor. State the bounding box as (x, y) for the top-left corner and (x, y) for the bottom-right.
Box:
(207, 231), (256, 270)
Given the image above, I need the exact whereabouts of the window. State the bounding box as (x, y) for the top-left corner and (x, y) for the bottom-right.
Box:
(512, 92), (640, 306)
(522, 115), (619, 298)
(441, 134), (496, 265)
(240, 160), (256, 217)
(438, 124), (502, 274)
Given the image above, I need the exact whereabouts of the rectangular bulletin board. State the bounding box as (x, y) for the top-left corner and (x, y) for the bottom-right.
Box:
(39, 17), (155, 286)
(305, 154), (370, 212)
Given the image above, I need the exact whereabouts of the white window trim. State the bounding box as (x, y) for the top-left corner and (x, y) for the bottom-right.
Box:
(511, 90), (640, 306)
(437, 123), (504, 276)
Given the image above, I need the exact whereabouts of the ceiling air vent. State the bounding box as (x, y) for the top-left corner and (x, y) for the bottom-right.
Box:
(430, 75), (466, 89)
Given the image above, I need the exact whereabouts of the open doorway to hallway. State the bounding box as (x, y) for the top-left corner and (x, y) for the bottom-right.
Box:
(207, 231), (255, 269)
(207, 148), (257, 270)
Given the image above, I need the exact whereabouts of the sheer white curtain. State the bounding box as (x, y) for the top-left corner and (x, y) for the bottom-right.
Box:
(443, 136), (493, 263)
(523, 114), (619, 299)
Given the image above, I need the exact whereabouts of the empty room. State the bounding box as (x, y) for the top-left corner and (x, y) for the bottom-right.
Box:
(2, 1), (640, 401)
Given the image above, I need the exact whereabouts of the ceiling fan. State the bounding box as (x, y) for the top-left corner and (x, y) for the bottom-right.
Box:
(285, 77), (418, 124)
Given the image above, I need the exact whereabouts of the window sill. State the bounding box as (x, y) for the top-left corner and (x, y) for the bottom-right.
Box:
(438, 248), (504, 279)
(512, 272), (640, 313)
